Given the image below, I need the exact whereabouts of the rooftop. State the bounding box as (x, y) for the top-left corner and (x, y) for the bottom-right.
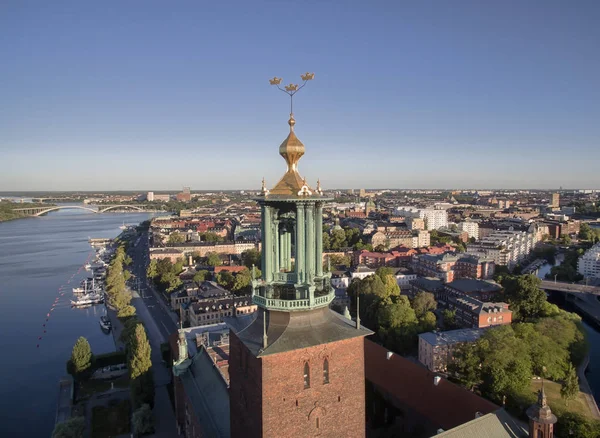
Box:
(447, 278), (503, 294)
(419, 327), (486, 347)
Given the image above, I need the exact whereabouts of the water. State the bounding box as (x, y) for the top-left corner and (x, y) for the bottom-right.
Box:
(0, 209), (157, 437)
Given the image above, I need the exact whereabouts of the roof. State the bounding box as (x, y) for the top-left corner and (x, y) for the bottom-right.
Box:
(179, 347), (230, 437)
(411, 277), (445, 292)
(364, 340), (499, 431)
(229, 306), (372, 357)
(434, 408), (527, 438)
(419, 328), (486, 347)
(447, 279), (503, 294)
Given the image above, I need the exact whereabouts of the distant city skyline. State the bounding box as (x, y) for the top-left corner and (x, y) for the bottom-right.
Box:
(1, 1), (599, 191)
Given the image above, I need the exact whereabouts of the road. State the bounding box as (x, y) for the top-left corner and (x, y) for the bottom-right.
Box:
(127, 230), (179, 437)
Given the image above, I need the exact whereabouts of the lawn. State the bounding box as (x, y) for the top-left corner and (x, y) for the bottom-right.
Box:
(77, 375), (130, 399)
(91, 399), (131, 438)
(516, 379), (595, 421)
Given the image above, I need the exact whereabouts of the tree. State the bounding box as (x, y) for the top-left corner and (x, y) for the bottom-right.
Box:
(117, 304), (136, 318)
(206, 252), (222, 267)
(448, 343), (482, 390)
(375, 267), (395, 280)
(168, 232), (185, 244)
(330, 229), (347, 250)
(132, 404), (155, 435)
(326, 253), (351, 268)
(193, 270), (210, 286)
(377, 296), (419, 354)
(161, 272), (182, 293)
(560, 363), (579, 406)
(68, 337), (94, 380)
(217, 271), (235, 290)
(503, 274), (547, 320)
(418, 311), (437, 333)
(131, 371), (155, 409)
(411, 292), (437, 319)
(129, 324), (152, 380)
(146, 259), (158, 279)
(51, 416), (85, 438)
(322, 232), (331, 251)
(442, 308), (459, 329)
(241, 248), (261, 269)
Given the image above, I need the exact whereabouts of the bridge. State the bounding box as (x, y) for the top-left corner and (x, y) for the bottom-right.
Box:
(13, 204), (147, 216)
(539, 280), (600, 296)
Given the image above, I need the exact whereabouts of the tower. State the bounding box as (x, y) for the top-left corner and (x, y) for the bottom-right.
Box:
(229, 74), (372, 438)
(526, 386), (557, 438)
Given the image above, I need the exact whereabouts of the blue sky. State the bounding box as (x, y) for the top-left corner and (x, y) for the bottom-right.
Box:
(1, 1), (599, 191)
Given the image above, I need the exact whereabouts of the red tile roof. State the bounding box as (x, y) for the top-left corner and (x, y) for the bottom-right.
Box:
(364, 340), (498, 430)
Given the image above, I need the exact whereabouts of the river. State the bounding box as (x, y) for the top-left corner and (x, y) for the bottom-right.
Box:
(0, 209), (157, 437)
(535, 255), (600, 404)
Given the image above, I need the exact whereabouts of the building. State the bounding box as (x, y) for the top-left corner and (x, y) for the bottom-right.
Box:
(228, 113), (373, 438)
(457, 221), (479, 240)
(551, 192), (560, 209)
(186, 297), (256, 327)
(447, 295), (512, 329)
(396, 207), (448, 230)
(153, 193), (171, 202)
(526, 387), (557, 438)
(418, 328), (486, 372)
(146, 191), (154, 202)
(412, 253), (495, 283)
(149, 248), (184, 263)
(439, 278), (503, 303)
(578, 242), (600, 279)
(466, 230), (536, 269)
(350, 264), (376, 280)
(406, 217), (425, 231)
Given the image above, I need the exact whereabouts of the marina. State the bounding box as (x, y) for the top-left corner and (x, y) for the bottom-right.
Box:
(0, 210), (156, 437)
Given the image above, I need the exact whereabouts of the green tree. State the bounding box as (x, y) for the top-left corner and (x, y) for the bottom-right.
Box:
(131, 371), (155, 409)
(513, 322), (569, 380)
(377, 295), (419, 354)
(132, 404), (155, 435)
(206, 252), (222, 267)
(442, 308), (460, 329)
(232, 268), (258, 294)
(448, 342), (482, 391)
(129, 324), (152, 380)
(326, 253), (351, 268)
(68, 337), (94, 380)
(241, 248), (261, 269)
(51, 416), (85, 438)
(560, 363), (579, 406)
(193, 269), (210, 286)
(322, 232), (331, 251)
(375, 267), (395, 280)
(411, 291), (437, 319)
(161, 271), (182, 293)
(478, 325), (533, 402)
(330, 228), (347, 250)
(503, 274), (547, 320)
(168, 231), (185, 244)
(117, 304), (136, 318)
(556, 412), (600, 438)
(146, 259), (158, 279)
(418, 311), (437, 333)
(217, 271), (235, 290)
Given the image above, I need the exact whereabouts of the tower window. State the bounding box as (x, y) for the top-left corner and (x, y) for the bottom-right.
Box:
(304, 362), (310, 389)
(323, 358), (329, 384)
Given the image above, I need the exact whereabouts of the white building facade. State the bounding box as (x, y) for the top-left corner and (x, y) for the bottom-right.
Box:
(578, 242), (600, 279)
(466, 230), (536, 269)
(458, 221), (479, 240)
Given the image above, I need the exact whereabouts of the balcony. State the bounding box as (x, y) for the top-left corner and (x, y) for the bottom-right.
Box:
(253, 289), (335, 312)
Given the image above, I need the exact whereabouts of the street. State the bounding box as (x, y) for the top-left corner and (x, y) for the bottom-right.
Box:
(127, 230), (179, 437)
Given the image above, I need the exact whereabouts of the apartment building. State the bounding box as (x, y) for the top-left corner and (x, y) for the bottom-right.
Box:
(412, 253), (495, 283)
(457, 221), (479, 240)
(578, 242), (600, 279)
(418, 328), (486, 372)
(394, 207), (448, 230)
(466, 230), (536, 269)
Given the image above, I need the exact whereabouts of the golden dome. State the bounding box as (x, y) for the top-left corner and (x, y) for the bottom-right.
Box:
(270, 114), (312, 197)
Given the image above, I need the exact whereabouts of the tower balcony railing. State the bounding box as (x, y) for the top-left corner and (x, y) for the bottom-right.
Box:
(252, 289), (335, 312)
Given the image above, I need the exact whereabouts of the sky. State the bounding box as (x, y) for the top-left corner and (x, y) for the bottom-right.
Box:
(1, 1), (599, 191)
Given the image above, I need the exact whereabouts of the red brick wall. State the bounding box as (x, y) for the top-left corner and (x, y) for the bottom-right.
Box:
(230, 333), (366, 438)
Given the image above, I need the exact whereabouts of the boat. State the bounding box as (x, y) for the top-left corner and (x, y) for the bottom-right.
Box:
(71, 293), (104, 307)
(99, 316), (112, 331)
(73, 276), (103, 295)
(119, 222), (127, 230)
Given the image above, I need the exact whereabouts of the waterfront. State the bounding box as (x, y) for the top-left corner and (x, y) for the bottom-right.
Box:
(0, 210), (156, 437)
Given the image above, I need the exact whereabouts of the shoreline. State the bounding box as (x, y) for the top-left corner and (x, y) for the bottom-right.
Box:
(578, 352), (600, 420)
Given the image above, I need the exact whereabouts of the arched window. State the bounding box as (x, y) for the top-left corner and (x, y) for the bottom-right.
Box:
(323, 358), (329, 384)
(303, 362), (310, 389)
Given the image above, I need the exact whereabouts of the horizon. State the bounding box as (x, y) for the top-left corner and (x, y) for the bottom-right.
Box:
(2, 1), (599, 190)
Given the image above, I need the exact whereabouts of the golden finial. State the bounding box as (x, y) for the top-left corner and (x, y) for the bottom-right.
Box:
(270, 71), (315, 114)
(288, 114), (296, 131)
(316, 179), (323, 195)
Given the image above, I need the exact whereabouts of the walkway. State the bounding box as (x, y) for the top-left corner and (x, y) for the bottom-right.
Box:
(578, 353), (600, 420)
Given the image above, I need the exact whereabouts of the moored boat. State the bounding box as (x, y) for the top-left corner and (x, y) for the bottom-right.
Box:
(99, 316), (112, 331)
(71, 293), (104, 307)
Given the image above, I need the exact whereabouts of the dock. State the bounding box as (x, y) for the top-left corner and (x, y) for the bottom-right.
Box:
(89, 238), (112, 247)
(55, 376), (74, 426)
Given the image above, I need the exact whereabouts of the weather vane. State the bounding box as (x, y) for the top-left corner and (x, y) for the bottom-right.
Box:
(269, 72), (315, 114)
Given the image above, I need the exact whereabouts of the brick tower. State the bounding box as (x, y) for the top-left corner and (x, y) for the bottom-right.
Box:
(526, 386), (557, 438)
(229, 75), (371, 438)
